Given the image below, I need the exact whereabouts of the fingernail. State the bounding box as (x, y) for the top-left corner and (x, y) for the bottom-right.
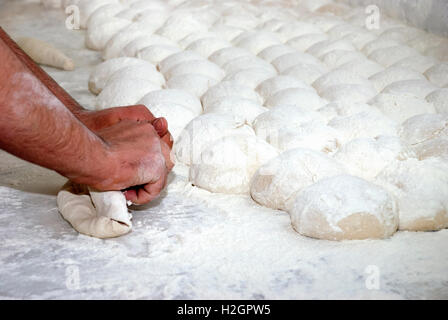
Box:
(154, 118), (166, 132)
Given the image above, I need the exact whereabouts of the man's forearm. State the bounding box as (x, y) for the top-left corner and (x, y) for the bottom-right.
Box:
(0, 28), (111, 186)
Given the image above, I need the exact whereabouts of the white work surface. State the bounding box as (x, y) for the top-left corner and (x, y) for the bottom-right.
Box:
(0, 0), (447, 299)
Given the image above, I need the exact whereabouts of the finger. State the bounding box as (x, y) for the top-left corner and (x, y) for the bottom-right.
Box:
(152, 117), (168, 137)
(161, 140), (175, 171)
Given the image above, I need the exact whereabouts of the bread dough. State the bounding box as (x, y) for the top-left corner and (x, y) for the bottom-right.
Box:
(203, 97), (267, 125)
(121, 34), (177, 58)
(157, 50), (205, 74)
(163, 60), (225, 81)
(313, 69), (372, 94)
(320, 84), (377, 104)
(291, 175), (398, 240)
(370, 93), (436, 124)
(250, 148), (346, 211)
(137, 44), (182, 64)
(57, 182), (131, 239)
(317, 102), (374, 121)
(257, 45), (295, 63)
(166, 73), (219, 97)
(376, 158), (448, 231)
(88, 57), (148, 95)
(233, 31), (281, 54)
(334, 136), (408, 180)
(202, 81), (262, 109)
(85, 17), (130, 51)
(256, 75), (314, 101)
(107, 64), (165, 87)
(16, 37), (74, 71)
(381, 80), (437, 99)
(281, 63), (327, 85)
(320, 50), (365, 69)
(368, 45), (419, 67)
(209, 47), (252, 66)
(174, 113), (251, 165)
(285, 33), (329, 52)
(137, 89), (202, 115)
(96, 78), (160, 109)
(190, 133), (278, 194)
(426, 89), (448, 114)
(265, 88), (327, 110)
(424, 63), (448, 87)
(271, 52), (321, 73)
(369, 66), (426, 92)
(185, 37), (231, 58)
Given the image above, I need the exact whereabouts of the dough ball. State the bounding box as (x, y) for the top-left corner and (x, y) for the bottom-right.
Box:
(275, 21), (322, 42)
(320, 50), (365, 69)
(271, 52), (321, 73)
(209, 47), (252, 66)
(317, 102), (374, 122)
(381, 80), (437, 99)
(370, 93), (436, 124)
(208, 24), (245, 42)
(185, 37), (231, 58)
(328, 109), (398, 144)
(411, 138), (448, 161)
(174, 113), (250, 165)
(369, 66), (426, 92)
(178, 31), (220, 48)
(222, 55), (276, 74)
(285, 33), (329, 52)
(138, 89), (202, 115)
(95, 78), (160, 110)
(335, 59), (384, 79)
(426, 89), (448, 114)
(320, 84), (377, 104)
(250, 148), (346, 211)
(233, 31), (281, 54)
(204, 97), (267, 125)
(291, 175), (398, 240)
(256, 75), (314, 101)
(158, 50), (204, 74)
(390, 55), (436, 74)
(107, 64), (165, 87)
(163, 60), (225, 81)
(88, 57), (149, 95)
(281, 63), (327, 85)
(224, 67), (277, 89)
(265, 88), (327, 110)
(376, 158), (448, 231)
(306, 39), (356, 58)
(166, 73), (219, 97)
(340, 31), (377, 50)
(122, 34), (177, 58)
(156, 12), (207, 41)
(257, 44), (295, 63)
(201, 81), (262, 109)
(361, 38), (399, 56)
(368, 45), (419, 67)
(313, 69), (371, 94)
(78, 0), (115, 29)
(399, 113), (448, 145)
(334, 136), (407, 180)
(424, 63), (448, 87)
(85, 17), (130, 51)
(136, 44), (182, 64)
(190, 133), (279, 194)
(425, 42), (448, 62)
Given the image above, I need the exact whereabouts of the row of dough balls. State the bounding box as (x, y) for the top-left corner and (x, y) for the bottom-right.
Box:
(79, 1), (448, 240)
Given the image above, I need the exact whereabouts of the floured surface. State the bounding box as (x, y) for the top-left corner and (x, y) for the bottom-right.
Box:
(1, 0), (448, 299)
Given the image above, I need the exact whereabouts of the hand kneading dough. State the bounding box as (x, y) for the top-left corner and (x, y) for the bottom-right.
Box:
(291, 175), (398, 240)
(250, 148), (346, 211)
(190, 133), (278, 194)
(376, 158), (448, 231)
(57, 183), (131, 239)
(16, 37), (74, 71)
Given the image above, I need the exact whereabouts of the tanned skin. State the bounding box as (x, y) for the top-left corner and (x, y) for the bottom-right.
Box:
(0, 27), (174, 205)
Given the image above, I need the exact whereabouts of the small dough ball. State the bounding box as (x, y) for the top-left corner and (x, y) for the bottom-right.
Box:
(204, 98), (267, 125)
(285, 33), (329, 52)
(95, 78), (160, 110)
(306, 39), (356, 58)
(426, 89), (448, 114)
(166, 74), (218, 97)
(85, 17), (130, 51)
(163, 60), (225, 81)
(136, 44), (181, 65)
(88, 57), (148, 95)
(190, 133), (279, 194)
(174, 113), (250, 165)
(376, 158), (448, 231)
(222, 55), (276, 74)
(256, 75), (314, 101)
(391, 55), (436, 73)
(257, 45), (295, 63)
(158, 50), (204, 74)
(334, 59), (384, 79)
(250, 148), (346, 211)
(122, 34), (176, 58)
(369, 66), (426, 92)
(424, 63), (448, 87)
(381, 80), (437, 99)
(137, 89), (202, 115)
(282, 63), (327, 85)
(208, 24), (245, 42)
(362, 38), (399, 56)
(328, 109), (398, 144)
(209, 47), (252, 66)
(291, 175), (398, 240)
(368, 45), (419, 67)
(202, 81), (262, 110)
(156, 12), (207, 41)
(233, 31), (281, 54)
(271, 52), (321, 73)
(265, 88), (327, 110)
(333, 136), (407, 180)
(320, 50), (365, 69)
(224, 67), (277, 89)
(275, 21), (322, 42)
(107, 64), (165, 87)
(185, 37), (231, 58)
(370, 93), (436, 124)
(313, 69), (371, 94)
(320, 84), (377, 104)
(317, 102), (374, 121)
(399, 113), (448, 145)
